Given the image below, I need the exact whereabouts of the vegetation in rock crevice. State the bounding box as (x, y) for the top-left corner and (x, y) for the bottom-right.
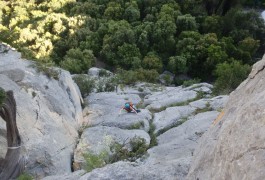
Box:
(83, 137), (148, 172)
(156, 117), (189, 136)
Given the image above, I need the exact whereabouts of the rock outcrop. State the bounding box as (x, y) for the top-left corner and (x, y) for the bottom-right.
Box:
(187, 55), (265, 179)
(0, 44), (83, 178)
(67, 82), (228, 180)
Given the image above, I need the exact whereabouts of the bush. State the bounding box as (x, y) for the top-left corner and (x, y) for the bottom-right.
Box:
(72, 75), (95, 98)
(142, 52), (163, 73)
(17, 173), (33, 180)
(182, 78), (201, 87)
(60, 49), (95, 74)
(109, 137), (148, 163)
(116, 68), (159, 85)
(83, 150), (109, 172)
(214, 61), (251, 94)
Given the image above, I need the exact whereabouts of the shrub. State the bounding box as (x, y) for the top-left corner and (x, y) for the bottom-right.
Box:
(116, 68), (159, 85)
(109, 137), (148, 163)
(98, 69), (110, 77)
(182, 78), (201, 87)
(17, 173), (33, 180)
(83, 150), (109, 172)
(72, 75), (95, 98)
(60, 49), (95, 74)
(213, 61), (251, 94)
(142, 52), (163, 73)
(32, 62), (60, 80)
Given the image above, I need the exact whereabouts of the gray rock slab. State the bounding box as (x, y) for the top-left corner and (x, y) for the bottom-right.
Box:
(153, 105), (196, 134)
(208, 95), (229, 111)
(189, 99), (209, 109)
(145, 111), (220, 179)
(42, 170), (86, 180)
(79, 161), (155, 180)
(144, 87), (197, 110)
(0, 68), (25, 82)
(84, 93), (151, 131)
(77, 111), (220, 180)
(74, 126), (150, 166)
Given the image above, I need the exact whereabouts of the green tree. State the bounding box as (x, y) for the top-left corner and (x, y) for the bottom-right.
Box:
(60, 48), (95, 74)
(104, 2), (124, 20)
(124, 2), (140, 23)
(167, 56), (188, 74)
(117, 43), (142, 69)
(214, 60), (251, 94)
(142, 52), (163, 72)
(176, 14), (198, 34)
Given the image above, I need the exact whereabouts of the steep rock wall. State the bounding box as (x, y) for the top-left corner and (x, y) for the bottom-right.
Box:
(187, 55), (265, 179)
(0, 44), (83, 178)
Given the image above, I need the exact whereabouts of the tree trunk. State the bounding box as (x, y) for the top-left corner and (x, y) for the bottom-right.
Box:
(0, 91), (25, 180)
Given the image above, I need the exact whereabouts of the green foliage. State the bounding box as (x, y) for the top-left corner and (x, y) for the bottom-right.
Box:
(168, 56), (188, 74)
(148, 122), (158, 147)
(98, 69), (110, 77)
(176, 14), (198, 33)
(0, 88), (6, 107)
(84, 137), (148, 172)
(116, 68), (159, 85)
(182, 78), (201, 87)
(142, 52), (163, 72)
(60, 49), (95, 74)
(72, 75), (95, 98)
(17, 173), (33, 180)
(83, 150), (108, 172)
(109, 137), (148, 163)
(214, 61), (251, 94)
(32, 62), (60, 80)
(0, 0), (264, 94)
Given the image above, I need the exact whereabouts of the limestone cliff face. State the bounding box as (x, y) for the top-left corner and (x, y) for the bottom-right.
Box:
(0, 44), (83, 178)
(187, 55), (265, 179)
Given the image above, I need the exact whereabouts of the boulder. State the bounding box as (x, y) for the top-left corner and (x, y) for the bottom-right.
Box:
(187, 56), (265, 180)
(87, 67), (101, 77)
(42, 170), (86, 180)
(184, 83), (213, 94)
(153, 105), (196, 134)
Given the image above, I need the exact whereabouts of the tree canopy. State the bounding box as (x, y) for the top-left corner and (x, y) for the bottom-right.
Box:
(0, 0), (264, 93)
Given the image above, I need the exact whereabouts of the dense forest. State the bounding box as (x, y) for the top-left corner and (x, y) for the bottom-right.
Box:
(0, 0), (265, 93)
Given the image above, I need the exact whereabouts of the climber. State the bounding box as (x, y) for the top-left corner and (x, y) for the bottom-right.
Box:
(119, 102), (140, 114)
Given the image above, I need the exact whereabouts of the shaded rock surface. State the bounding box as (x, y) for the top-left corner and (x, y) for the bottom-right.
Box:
(187, 55), (265, 180)
(0, 45), (83, 178)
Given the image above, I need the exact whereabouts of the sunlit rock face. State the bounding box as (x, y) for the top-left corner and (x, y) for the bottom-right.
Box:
(0, 44), (83, 178)
(187, 55), (265, 180)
